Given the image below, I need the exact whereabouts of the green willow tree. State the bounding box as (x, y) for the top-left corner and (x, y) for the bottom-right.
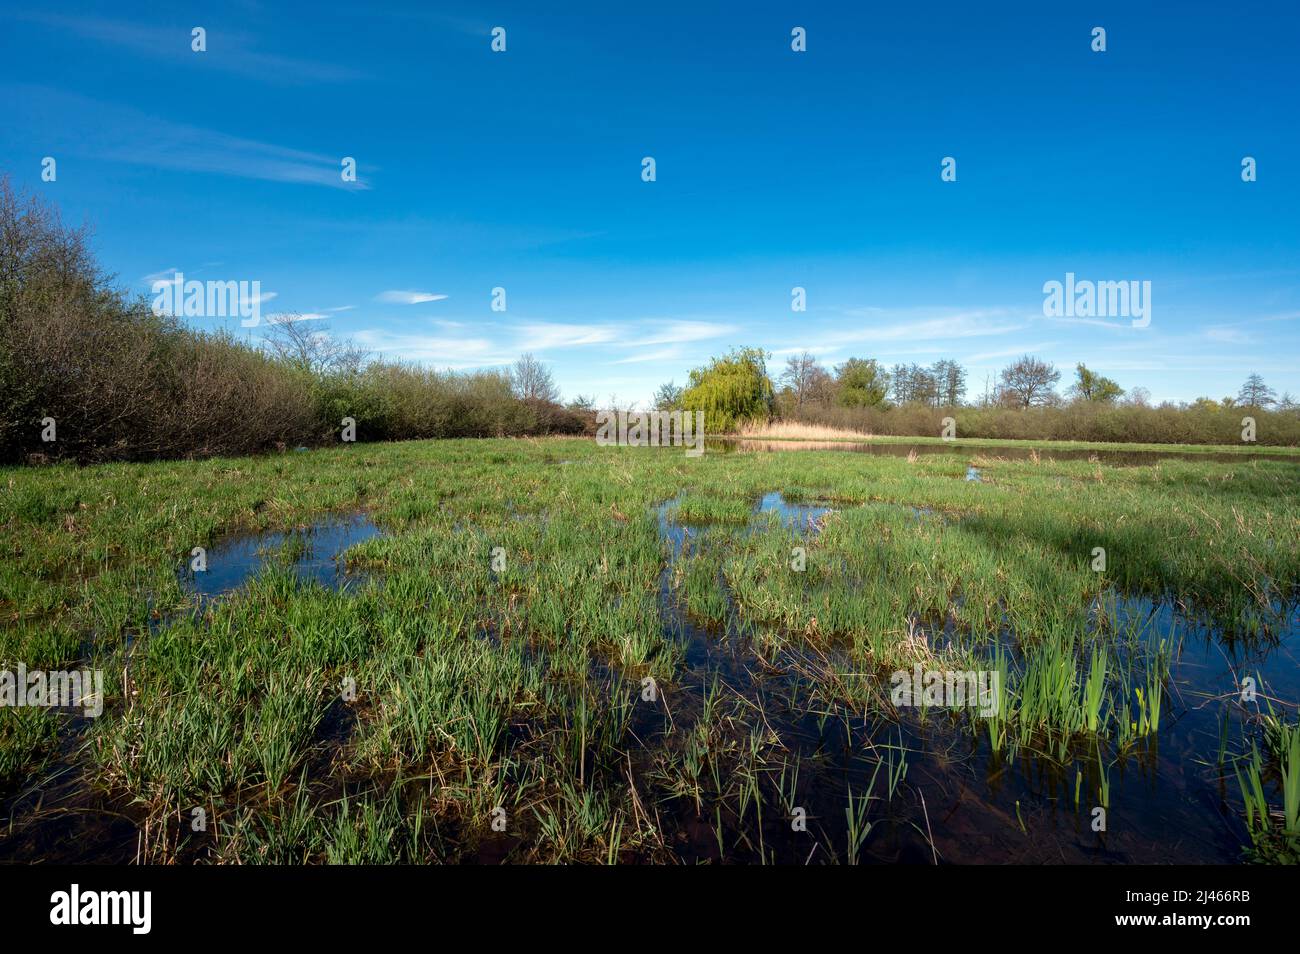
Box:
(680, 346), (775, 432)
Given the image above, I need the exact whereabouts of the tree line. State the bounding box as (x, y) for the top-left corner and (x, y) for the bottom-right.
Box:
(654, 348), (1299, 445)
(4, 179), (1296, 462)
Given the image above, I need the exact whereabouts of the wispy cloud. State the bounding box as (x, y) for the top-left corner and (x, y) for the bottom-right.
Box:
(763, 308), (1042, 370)
(141, 267), (181, 283)
(1044, 315), (1143, 331)
(390, 10), (495, 38)
(813, 309), (1026, 349)
(638, 320), (737, 346)
(375, 290), (448, 304)
(347, 316), (731, 371)
(1204, 326), (1253, 345)
(1187, 310), (1300, 348)
(9, 13), (364, 84)
(6, 85), (369, 189)
(516, 322), (619, 350)
(613, 347), (688, 364)
(352, 329), (513, 368)
(265, 312), (326, 324)
(964, 342), (1060, 364)
(770, 345), (838, 357)
(508, 318), (734, 354)
(141, 264), (232, 284)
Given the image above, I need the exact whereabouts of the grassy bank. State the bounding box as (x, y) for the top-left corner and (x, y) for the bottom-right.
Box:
(1, 437), (1297, 863)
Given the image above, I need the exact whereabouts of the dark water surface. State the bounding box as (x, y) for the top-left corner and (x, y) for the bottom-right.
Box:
(5, 495), (1291, 864)
(180, 512), (382, 601)
(650, 492), (1298, 863)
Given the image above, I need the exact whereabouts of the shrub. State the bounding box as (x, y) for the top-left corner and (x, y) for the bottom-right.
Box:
(0, 179), (592, 464)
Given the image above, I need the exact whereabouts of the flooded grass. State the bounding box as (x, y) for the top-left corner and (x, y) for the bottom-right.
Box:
(0, 437), (1296, 863)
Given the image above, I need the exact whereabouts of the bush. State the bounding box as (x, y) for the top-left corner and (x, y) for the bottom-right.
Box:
(0, 179), (592, 464)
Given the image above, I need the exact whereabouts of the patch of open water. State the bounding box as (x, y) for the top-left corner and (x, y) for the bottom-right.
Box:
(648, 491), (1298, 863)
(180, 512), (382, 603)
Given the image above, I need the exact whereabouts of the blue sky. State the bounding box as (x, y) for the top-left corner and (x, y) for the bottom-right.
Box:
(2, 1), (1298, 406)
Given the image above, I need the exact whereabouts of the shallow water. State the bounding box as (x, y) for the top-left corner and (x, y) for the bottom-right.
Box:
(754, 491), (833, 530)
(0, 512), (387, 864)
(5, 495), (1291, 864)
(181, 512), (382, 601)
(650, 491), (1299, 863)
(647, 493), (942, 861)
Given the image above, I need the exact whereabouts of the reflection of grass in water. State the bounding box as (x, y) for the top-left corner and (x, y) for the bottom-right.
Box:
(680, 549), (728, 625)
(273, 535), (308, 567)
(0, 437), (1296, 863)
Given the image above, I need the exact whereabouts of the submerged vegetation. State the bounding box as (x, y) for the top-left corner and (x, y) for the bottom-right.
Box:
(0, 437), (1296, 863)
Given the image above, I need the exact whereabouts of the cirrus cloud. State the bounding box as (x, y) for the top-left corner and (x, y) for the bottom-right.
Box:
(375, 290), (449, 304)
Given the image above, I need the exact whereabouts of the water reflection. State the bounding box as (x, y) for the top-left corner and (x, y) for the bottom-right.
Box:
(181, 512), (382, 602)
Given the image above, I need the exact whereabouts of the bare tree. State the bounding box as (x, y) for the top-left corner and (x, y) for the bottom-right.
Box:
(263, 315), (365, 375)
(909, 364), (939, 406)
(1237, 373), (1276, 408)
(605, 392), (637, 415)
(511, 352), (559, 403)
(932, 359), (967, 407)
(997, 355), (1060, 408)
(1124, 386), (1151, 408)
(780, 352), (821, 408)
(804, 364), (835, 405)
